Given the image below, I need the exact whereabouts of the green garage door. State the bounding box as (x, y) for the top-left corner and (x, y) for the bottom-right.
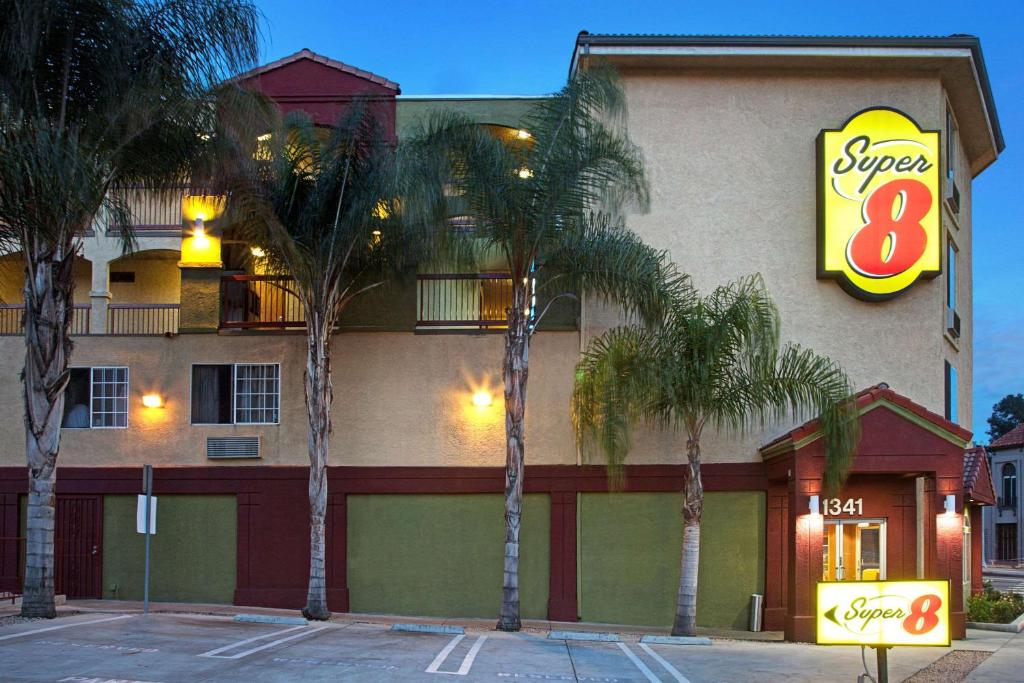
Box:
(579, 491), (765, 629)
(348, 493), (549, 619)
(102, 494), (236, 603)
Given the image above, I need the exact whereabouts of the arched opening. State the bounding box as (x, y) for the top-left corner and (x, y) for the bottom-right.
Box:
(106, 249), (181, 334)
(1002, 463), (1017, 507)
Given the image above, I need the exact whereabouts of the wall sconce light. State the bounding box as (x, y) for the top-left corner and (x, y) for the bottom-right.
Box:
(808, 495), (820, 516)
(472, 390), (493, 408)
(250, 246), (266, 258)
(515, 129), (531, 140)
(943, 494), (956, 515)
(142, 393), (163, 409)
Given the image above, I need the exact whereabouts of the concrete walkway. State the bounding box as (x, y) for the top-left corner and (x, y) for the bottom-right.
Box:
(964, 629), (1024, 682)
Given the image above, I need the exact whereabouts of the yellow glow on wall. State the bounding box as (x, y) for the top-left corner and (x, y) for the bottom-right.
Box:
(816, 580), (950, 646)
(472, 390), (493, 408)
(181, 228), (222, 266)
(181, 195), (226, 224)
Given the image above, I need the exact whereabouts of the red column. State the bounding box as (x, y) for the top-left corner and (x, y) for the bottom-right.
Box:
(327, 492), (350, 612)
(934, 487), (965, 639)
(786, 487), (823, 642)
(764, 485), (789, 631)
(548, 491), (578, 622)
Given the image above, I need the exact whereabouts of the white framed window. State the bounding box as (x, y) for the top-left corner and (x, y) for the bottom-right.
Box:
(191, 363), (280, 425)
(62, 366), (129, 429)
(946, 107), (958, 182)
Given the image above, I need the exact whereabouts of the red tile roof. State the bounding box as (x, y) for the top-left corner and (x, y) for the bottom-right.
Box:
(990, 423), (1024, 451)
(760, 383), (973, 453)
(964, 446), (996, 505)
(233, 48), (400, 91)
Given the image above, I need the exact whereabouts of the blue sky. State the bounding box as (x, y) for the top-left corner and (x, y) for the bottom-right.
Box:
(255, 0), (1023, 442)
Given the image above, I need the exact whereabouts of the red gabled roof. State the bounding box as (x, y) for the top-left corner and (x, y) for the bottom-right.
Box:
(964, 446), (996, 505)
(990, 423), (1024, 451)
(760, 383), (973, 454)
(233, 48), (400, 91)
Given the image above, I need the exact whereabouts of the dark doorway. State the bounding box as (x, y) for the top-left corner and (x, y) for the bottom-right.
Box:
(55, 496), (103, 598)
(996, 523), (1018, 563)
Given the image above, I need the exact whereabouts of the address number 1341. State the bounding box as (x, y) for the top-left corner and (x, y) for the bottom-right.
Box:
(823, 498), (863, 516)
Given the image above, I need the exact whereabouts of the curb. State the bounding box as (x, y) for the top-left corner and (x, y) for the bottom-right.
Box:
(967, 612), (1024, 633)
(234, 614), (308, 626)
(548, 630), (620, 642)
(640, 634), (713, 646)
(392, 623), (465, 635)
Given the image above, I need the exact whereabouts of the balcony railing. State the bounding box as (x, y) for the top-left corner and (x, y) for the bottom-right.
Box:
(221, 275), (305, 329)
(417, 273), (513, 329)
(0, 304), (90, 335)
(107, 304), (179, 335)
(109, 185), (187, 234)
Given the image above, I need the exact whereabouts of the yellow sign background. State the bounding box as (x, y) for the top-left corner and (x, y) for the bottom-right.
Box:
(817, 580), (950, 647)
(818, 108), (941, 300)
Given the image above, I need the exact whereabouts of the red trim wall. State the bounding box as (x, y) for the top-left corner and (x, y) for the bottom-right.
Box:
(0, 463), (765, 618)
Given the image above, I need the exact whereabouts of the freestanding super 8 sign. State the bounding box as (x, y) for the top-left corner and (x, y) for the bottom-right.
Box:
(817, 108), (941, 301)
(817, 580), (951, 647)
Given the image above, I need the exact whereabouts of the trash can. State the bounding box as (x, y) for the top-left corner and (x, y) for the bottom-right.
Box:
(749, 593), (764, 632)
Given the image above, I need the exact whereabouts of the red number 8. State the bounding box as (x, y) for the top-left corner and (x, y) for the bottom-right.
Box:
(903, 594), (942, 635)
(846, 179), (932, 278)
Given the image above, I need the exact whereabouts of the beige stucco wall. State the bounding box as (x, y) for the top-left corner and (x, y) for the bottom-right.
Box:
(579, 68), (974, 463)
(108, 252), (181, 304)
(0, 331), (579, 468)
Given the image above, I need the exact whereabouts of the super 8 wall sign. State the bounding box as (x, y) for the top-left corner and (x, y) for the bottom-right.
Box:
(817, 580), (950, 647)
(817, 108), (941, 301)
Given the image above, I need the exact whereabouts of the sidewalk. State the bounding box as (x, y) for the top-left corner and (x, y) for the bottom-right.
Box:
(5, 598), (785, 642)
(965, 629), (1024, 682)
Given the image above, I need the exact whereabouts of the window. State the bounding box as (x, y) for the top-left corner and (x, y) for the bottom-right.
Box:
(947, 239), (957, 313)
(61, 366), (129, 429)
(944, 361), (958, 424)
(191, 363), (279, 425)
(946, 108), (958, 182)
(1002, 463), (1018, 508)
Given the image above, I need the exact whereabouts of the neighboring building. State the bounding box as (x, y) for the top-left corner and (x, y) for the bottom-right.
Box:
(984, 423), (1024, 564)
(0, 34), (1005, 642)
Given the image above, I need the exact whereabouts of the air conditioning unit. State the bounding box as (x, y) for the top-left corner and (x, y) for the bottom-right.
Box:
(945, 178), (961, 215)
(207, 436), (260, 459)
(946, 309), (961, 339)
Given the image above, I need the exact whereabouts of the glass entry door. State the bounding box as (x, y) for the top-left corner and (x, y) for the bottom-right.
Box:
(823, 520), (887, 581)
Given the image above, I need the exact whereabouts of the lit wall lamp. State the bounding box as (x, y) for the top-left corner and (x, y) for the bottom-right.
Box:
(943, 494), (956, 515)
(142, 393), (164, 409)
(472, 390), (493, 408)
(808, 495), (820, 517)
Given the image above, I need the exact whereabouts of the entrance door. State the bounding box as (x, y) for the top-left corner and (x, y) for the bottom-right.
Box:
(54, 496), (102, 598)
(823, 520), (886, 581)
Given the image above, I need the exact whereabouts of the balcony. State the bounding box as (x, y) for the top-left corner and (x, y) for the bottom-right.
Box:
(106, 304), (180, 335)
(220, 275), (305, 330)
(108, 185), (188, 237)
(0, 304), (91, 335)
(417, 273), (513, 330)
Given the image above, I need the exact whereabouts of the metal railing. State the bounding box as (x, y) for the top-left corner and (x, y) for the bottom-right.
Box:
(107, 304), (179, 335)
(416, 273), (513, 329)
(109, 185), (186, 232)
(220, 275), (305, 329)
(0, 304), (90, 335)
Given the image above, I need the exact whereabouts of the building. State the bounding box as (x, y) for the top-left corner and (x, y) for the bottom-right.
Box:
(984, 424), (1024, 564)
(0, 33), (1005, 642)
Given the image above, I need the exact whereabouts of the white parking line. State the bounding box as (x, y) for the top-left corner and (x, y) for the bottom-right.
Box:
(617, 642), (662, 683)
(425, 634), (488, 675)
(638, 643), (691, 683)
(0, 615), (133, 642)
(198, 624), (331, 659)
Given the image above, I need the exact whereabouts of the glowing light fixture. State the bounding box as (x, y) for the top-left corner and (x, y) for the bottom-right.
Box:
(515, 129), (531, 140)
(142, 394), (163, 409)
(257, 133), (272, 142)
(472, 390), (493, 408)
(808, 495), (820, 517)
(250, 246), (266, 258)
(943, 494), (956, 515)
(517, 168), (533, 179)
(371, 230), (382, 237)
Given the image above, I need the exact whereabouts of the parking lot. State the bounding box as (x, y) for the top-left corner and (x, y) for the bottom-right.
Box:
(0, 610), (1014, 682)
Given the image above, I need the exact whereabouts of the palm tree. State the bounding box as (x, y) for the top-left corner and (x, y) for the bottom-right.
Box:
(404, 69), (678, 631)
(218, 106), (424, 620)
(0, 0), (260, 618)
(573, 275), (860, 636)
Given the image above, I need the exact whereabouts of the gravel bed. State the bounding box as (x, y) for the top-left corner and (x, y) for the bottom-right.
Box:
(902, 650), (991, 682)
(0, 611), (81, 628)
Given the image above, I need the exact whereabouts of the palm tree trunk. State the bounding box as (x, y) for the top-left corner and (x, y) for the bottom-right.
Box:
(21, 253), (75, 618)
(497, 284), (530, 632)
(672, 435), (704, 636)
(301, 315), (332, 620)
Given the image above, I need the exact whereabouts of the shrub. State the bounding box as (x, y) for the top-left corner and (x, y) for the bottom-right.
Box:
(968, 584), (1024, 624)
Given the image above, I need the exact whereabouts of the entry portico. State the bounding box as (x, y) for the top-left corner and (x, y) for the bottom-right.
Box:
(761, 383), (973, 642)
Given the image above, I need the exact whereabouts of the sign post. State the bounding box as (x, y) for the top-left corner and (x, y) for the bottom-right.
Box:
(816, 580), (950, 683)
(141, 465), (154, 614)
